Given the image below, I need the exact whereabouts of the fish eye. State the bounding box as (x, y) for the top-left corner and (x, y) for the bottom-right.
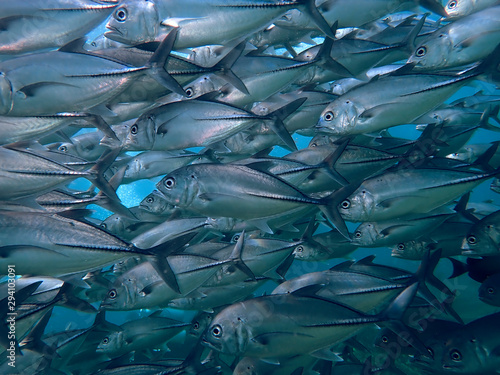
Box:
(185, 87), (194, 97)
(58, 145), (68, 152)
(130, 124), (138, 135)
(323, 111), (334, 122)
(232, 234), (240, 242)
(193, 321), (200, 330)
(488, 287), (495, 294)
(354, 231), (361, 238)
(415, 46), (427, 57)
(100, 223), (107, 229)
(102, 337), (109, 345)
(467, 235), (477, 245)
(381, 335), (389, 343)
(146, 197), (154, 204)
(115, 7), (127, 22)
(448, 0), (457, 9)
(211, 324), (223, 338)
(295, 245), (304, 253)
(397, 243), (405, 251)
(163, 177), (176, 190)
(108, 289), (117, 299)
(340, 199), (351, 209)
(427, 347), (434, 357)
(450, 349), (462, 362)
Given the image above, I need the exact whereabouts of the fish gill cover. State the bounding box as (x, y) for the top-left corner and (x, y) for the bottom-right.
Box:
(1, 0), (500, 374)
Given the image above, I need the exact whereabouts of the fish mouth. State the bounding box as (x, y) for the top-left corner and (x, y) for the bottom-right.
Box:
(201, 338), (221, 351)
(105, 25), (123, 38)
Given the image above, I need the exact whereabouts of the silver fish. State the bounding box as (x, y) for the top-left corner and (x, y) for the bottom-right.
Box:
(408, 6), (500, 71)
(316, 64), (491, 136)
(202, 283), (417, 358)
(104, 0), (334, 49)
(0, 0), (118, 56)
(156, 163), (350, 238)
(339, 168), (498, 222)
(444, 0), (500, 19)
(96, 312), (189, 358)
(0, 28), (184, 116)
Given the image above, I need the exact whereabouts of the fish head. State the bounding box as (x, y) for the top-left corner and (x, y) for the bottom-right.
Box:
(139, 190), (174, 214)
(189, 311), (213, 338)
(203, 306), (249, 355)
(391, 240), (427, 260)
(351, 222), (378, 247)
(100, 214), (128, 237)
(0, 72), (13, 115)
(105, 0), (160, 45)
(100, 282), (135, 311)
(316, 99), (359, 136)
(123, 115), (156, 151)
(293, 241), (331, 261)
(96, 331), (123, 354)
(478, 273), (500, 307)
(439, 335), (482, 374)
(408, 34), (453, 71)
(338, 186), (375, 222)
(183, 75), (222, 100)
(274, 9), (311, 29)
(156, 166), (200, 208)
(445, 0), (472, 19)
(461, 228), (498, 256)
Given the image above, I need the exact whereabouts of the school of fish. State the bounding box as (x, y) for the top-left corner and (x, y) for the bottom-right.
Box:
(1, 0), (500, 374)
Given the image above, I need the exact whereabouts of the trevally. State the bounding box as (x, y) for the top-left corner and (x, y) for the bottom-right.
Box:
(0, 28), (184, 116)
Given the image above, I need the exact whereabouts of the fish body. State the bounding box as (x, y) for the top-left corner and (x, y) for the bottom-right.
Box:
(101, 255), (226, 310)
(156, 163), (342, 234)
(317, 70), (478, 136)
(0, 210), (147, 276)
(339, 168), (497, 222)
(0, 0), (118, 55)
(409, 6), (500, 70)
(0, 29), (182, 116)
(203, 284), (417, 358)
(96, 313), (189, 358)
(104, 0), (334, 48)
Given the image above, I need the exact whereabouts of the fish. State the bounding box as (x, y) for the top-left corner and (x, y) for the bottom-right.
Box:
(0, 0), (119, 56)
(202, 283), (418, 359)
(156, 162), (352, 238)
(338, 168), (499, 222)
(462, 209), (500, 255)
(316, 48), (500, 136)
(123, 97), (304, 152)
(96, 311), (189, 358)
(408, 6), (500, 71)
(104, 0), (335, 49)
(478, 272), (500, 306)
(444, 0), (500, 19)
(0, 27), (185, 116)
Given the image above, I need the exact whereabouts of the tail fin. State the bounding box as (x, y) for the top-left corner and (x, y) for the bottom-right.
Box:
(211, 42), (249, 95)
(228, 230), (256, 280)
(319, 179), (363, 240)
(299, 0), (336, 39)
(146, 27), (186, 96)
(266, 97), (307, 151)
(377, 283), (430, 355)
